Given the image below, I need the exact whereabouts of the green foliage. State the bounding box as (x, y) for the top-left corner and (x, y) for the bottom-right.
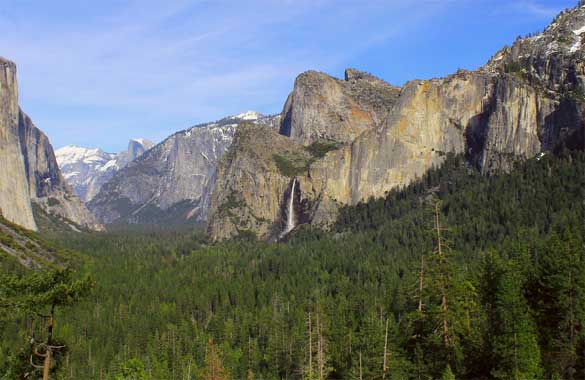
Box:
(116, 358), (149, 380)
(558, 35), (570, 44)
(0, 268), (92, 379)
(0, 267), (93, 319)
(442, 365), (456, 380)
(273, 153), (310, 177)
(1, 151), (584, 380)
(218, 192), (246, 214)
(503, 61), (522, 73)
(306, 141), (339, 159)
(273, 140), (339, 177)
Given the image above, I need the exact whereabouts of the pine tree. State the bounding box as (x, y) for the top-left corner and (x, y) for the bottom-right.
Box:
(201, 339), (230, 380)
(483, 253), (542, 380)
(532, 233), (585, 379)
(0, 268), (92, 380)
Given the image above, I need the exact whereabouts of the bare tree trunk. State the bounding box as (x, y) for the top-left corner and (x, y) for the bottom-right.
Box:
(383, 318), (389, 380)
(418, 255), (425, 313)
(43, 350), (51, 380)
(317, 313), (323, 380)
(359, 351), (363, 380)
(308, 312), (313, 379)
(435, 202), (450, 348)
(43, 303), (56, 380)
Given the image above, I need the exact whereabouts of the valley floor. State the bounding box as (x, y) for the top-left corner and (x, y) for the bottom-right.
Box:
(1, 152), (585, 380)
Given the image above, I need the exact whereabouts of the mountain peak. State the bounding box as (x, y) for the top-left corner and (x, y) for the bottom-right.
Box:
(234, 111), (262, 121)
(129, 138), (153, 147)
(56, 139), (154, 202)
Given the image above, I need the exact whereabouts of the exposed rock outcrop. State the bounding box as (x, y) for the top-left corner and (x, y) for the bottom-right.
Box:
(279, 69), (401, 145)
(89, 113), (279, 225)
(0, 57), (101, 231)
(0, 58), (37, 230)
(207, 4), (585, 241)
(207, 124), (311, 240)
(18, 109), (102, 231)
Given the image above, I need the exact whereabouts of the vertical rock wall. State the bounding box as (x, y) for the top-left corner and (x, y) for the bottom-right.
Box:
(0, 58), (37, 230)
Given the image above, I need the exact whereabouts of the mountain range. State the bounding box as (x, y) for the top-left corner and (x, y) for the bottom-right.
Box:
(2, 4), (585, 240)
(55, 139), (154, 202)
(87, 112), (279, 225)
(205, 6), (585, 240)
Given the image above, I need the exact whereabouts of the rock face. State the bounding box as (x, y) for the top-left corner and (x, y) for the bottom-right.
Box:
(0, 58), (36, 230)
(279, 69), (400, 145)
(89, 112), (279, 225)
(207, 4), (585, 241)
(18, 109), (102, 231)
(207, 124), (310, 241)
(56, 139), (154, 202)
(0, 57), (101, 231)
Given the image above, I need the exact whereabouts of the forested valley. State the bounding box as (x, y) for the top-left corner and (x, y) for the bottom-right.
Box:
(1, 150), (585, 380)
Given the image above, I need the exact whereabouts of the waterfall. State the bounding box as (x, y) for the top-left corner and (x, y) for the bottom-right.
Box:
(282, 178), (297, 237)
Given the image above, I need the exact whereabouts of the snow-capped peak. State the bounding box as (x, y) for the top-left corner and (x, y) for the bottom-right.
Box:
(234, 111), (262, 121)
(56, 139), (153, 202)
(55, 145), (112, 166)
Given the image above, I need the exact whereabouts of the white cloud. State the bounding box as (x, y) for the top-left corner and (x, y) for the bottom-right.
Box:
(0, 0), (498, 150)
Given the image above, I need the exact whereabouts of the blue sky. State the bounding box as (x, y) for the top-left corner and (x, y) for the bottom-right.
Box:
(0, 0), (577, 152)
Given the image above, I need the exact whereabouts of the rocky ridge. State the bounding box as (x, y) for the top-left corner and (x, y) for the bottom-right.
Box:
(207, 4), (585, 241)
(89, 112), (279, 225)
(56, 138), (154, 202)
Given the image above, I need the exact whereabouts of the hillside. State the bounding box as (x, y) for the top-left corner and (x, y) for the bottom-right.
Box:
(2, 149), (582, 380)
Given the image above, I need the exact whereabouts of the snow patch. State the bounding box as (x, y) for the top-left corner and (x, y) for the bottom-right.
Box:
(573, 25), (585, 35)
(234, 111), (261, 120)
(571, 39), (582, 53)
(130, 138), (152, 147)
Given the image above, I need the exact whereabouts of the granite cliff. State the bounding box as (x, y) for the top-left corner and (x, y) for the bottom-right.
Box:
(207, 4), (585, 241)
(0, 58), (36, 230)
(0, 57), (101, 232)
(89, 112), (279, 225)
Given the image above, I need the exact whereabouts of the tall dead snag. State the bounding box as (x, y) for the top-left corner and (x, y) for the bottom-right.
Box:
(303, 312), (315, 380)
(382, 317), (389, 380)
(418, 255), (425, 313)
(359, 351), (363, 380)
(317, 313), (323, 380)
(433, 201), (451, 349)
(316, 313), (329, 380)
(304, 311), (329, 380)
(309, 313), (313, 378)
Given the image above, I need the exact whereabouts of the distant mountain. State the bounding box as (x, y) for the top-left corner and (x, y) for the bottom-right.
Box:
(88, 112), (279, 225)
(56, 139), (154, 202)
(0, 57), (101, 232)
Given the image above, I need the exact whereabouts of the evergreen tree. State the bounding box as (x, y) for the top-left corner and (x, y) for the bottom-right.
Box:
(116, 358), (149, 380)
(484, 253), (542, 380)
(531, 233), (585, 379)
(201, 339), (230, 380)
(0, 268), (92, 380)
